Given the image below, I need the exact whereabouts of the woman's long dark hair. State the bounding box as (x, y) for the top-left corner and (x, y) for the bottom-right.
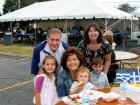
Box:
(83, 22), (103, 45)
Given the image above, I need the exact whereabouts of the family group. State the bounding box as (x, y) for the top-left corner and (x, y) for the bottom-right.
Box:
(31, 22), (116, 105)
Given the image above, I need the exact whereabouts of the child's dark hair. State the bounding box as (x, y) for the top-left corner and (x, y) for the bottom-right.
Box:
(91, 57), (103, 65)
(40, 56), (58, 80)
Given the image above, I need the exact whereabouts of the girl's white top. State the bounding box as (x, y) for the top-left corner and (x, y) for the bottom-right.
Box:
(33, 73), (58, 105)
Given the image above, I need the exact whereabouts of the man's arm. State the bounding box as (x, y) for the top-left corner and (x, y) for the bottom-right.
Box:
(31, 41), (46, 75)
(31, 47), (40, 75)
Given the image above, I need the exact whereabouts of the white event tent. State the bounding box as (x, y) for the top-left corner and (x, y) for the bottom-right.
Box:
(0, 0), (138, 22)
(0, 0), (138, 40)
(0, 1), (56, 22)
(35, 0), (137, 20)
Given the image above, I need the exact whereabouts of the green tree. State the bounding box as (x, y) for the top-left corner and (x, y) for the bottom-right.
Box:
(118, 3), (136, 13)
(3, 0), (16, 14)
(3, 0), (49, 14)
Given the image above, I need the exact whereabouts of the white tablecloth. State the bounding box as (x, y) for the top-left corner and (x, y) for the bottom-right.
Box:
(115, 51), (138, 61)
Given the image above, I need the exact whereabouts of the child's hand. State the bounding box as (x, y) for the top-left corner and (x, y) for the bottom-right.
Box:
(75, 86), (83, 93)
(77, 81), (85, 87)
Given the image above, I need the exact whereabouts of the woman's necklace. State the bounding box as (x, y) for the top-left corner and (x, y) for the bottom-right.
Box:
(88, 43), (101, 51)
(88, 43), (102, 57)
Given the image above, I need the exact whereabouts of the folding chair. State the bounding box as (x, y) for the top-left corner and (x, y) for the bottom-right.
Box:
(122, 59), (138, 71)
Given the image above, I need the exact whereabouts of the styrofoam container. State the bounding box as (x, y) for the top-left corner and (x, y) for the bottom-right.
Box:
(126, 84), (140, 104)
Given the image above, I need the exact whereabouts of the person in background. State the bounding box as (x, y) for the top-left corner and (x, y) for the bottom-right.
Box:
(90, 57), (110, 89)
(70, 66), (96, 95)
(103, 30), (116, 49)
(36, 27), (44, 42)
(78, 22), (112, 73)
(31, 28), (69, 75)
(103, 31), (119, 84)
(33, 56), (58, 105)
(57, 47), (83, 97)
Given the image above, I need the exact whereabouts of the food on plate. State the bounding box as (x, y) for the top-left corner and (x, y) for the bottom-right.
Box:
(69, 95), (81, 103)
(71, 95), (81, 100)
(77, 81), (85, 87)
(76, 95), (81, 99)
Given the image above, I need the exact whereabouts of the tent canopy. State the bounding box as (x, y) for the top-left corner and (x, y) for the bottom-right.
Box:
(0, 0), (138, 22)
(0, 1), (55, 22)
(37, 0), (137, 20)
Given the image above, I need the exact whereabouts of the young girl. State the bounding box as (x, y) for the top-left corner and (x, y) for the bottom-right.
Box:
(90, 57), (110, 89)
(33, 56), (58, 105)
(70, 66), (96, 95)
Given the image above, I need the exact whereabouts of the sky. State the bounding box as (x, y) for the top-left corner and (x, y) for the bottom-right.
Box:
(0, 0), (140, 14)
(0, 0), (5, 13)
(100, 0), (140, 8)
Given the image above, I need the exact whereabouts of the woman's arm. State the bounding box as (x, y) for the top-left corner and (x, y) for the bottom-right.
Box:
(104, 73), (110, 88)
(103, 53), (111, 73)
(57, 73), (67, 97)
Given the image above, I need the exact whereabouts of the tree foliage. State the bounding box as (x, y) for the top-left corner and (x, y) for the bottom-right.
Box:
(3, 0), (49, 14)
(3, 0), (16, 14)
(118, 3), (136, 13)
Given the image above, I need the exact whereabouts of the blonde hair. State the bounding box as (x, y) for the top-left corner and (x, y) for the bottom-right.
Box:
(104, 35), (114, 45)
(76, 66), (90, 80)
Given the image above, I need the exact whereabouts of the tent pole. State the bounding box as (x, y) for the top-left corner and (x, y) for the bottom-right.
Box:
(137, 19), (139, 31)
(105, 18), (107, 32)
(130, 15), (133, 39)
(107, 19), (122, 30)
(16, 22), (20, 29)
(123, 19), (126, 48)
(64, 19), (68, 33)
(123, 19), (126, 33)
(64, 19), (68, 44)
(34, 20), (37, 45)
(10, 21), (12, 32)
(65, 19), (68, 34)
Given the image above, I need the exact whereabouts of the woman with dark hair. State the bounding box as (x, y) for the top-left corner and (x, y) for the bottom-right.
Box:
(78, 22), (112, 73)
(57, 47), (83, 97)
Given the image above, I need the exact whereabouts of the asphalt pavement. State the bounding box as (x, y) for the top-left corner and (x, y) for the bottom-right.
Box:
(0, 54), (34, 105)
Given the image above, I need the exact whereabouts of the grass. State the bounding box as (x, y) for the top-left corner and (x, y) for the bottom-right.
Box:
(0, 43), (140, 87)
(0, 43), (140, 65)
(0, 44), (34, 57)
